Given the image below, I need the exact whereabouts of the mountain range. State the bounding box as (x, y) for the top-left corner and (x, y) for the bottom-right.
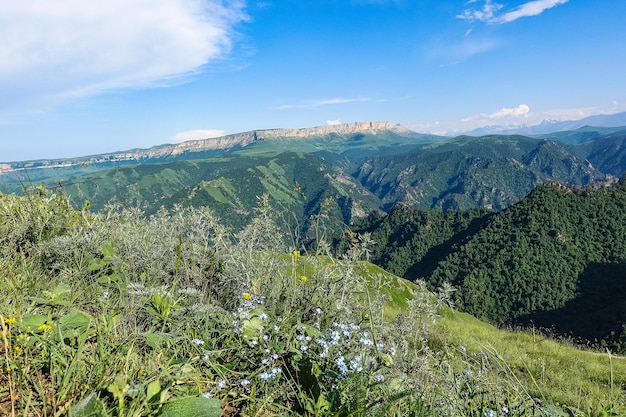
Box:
(3, 119), (626, 351)
(462, 110), (626, 136)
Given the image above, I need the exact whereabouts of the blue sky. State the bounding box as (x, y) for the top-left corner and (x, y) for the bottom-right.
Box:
(1, 0), (625, 162)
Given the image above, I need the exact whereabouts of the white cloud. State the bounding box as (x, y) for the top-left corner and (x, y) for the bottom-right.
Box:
(170, 129), (226, 143)
(326, 120), (342, 125)
(0, 1), (247, 115)
(456, 0), (503, 23)
(458, 0), (568, 24)
(414, 101), (626, 136)
(489, 104), (531, 118)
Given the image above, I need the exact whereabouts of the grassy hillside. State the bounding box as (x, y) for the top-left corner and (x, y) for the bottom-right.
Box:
(1, 189), (624, 416)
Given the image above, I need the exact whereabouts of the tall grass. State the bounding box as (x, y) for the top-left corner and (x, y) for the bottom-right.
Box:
(0, 188), (623, 416)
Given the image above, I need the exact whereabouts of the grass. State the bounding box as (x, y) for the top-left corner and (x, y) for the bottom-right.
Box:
(438, 309), (626, 415)
(1, 188), (624, 416)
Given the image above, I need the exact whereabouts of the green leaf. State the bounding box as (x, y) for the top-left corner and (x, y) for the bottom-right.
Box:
(53, 282), (71, 296)
(88, 262), (102, 272)
(102, 244), (115, 257)
(146, 380), (161, 402)
(20, 314), (47, 331)
(159, 396), (222, 417)
(68, 392), (106, 417)
(242, 317), (264, 339)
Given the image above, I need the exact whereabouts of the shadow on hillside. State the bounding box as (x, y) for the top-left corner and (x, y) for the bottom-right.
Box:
(404, 213), (495, 281)
(518, 262), (626, 349)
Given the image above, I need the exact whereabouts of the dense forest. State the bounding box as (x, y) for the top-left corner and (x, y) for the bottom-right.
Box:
(349, 177), (626, 352)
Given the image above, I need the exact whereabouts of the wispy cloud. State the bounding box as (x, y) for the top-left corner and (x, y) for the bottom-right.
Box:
(277, 97), (370, 110)
(458, 0), (568, 24)
(0, 1), (247, 117)
(170, 129), (226, 143)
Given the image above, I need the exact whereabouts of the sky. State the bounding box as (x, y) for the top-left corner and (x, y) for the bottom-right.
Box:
(1, 0), (626, 162)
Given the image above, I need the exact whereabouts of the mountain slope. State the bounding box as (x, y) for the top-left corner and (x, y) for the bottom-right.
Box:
(351, 179), (626, 351)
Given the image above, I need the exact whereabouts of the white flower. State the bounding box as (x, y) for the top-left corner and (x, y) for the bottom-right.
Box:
(192, 338), (205, 346)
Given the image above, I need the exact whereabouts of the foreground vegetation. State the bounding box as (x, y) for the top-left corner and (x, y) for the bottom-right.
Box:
(1, 188), (624, 416)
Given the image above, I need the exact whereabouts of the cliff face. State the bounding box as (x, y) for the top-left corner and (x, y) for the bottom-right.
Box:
(255, 121), (409, 139)
(1, 121), (410, 173)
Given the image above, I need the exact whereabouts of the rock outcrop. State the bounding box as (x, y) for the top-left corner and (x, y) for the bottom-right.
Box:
(1, 121), (410, 173)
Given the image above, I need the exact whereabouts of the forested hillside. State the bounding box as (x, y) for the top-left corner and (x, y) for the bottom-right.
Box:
(351, 178), (626, 352)
(3, 126), (626, 234)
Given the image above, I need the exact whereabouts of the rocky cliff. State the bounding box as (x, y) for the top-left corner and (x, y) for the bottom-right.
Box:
(1, 121), (410, 173)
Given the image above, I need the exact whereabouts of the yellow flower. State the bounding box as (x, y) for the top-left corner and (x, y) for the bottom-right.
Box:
(299, 275), (307, 283)
(5, 315), (17, 325)
(37, 323), (54, 332)
(242, 293), (252, 301)
(292, 250), (300, 258)
(13, 345), (21, 353)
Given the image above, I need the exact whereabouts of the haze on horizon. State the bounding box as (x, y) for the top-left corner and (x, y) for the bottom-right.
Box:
(1, 0), (625, 161)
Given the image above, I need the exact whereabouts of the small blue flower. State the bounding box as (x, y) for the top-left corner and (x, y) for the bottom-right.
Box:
(240, 379), (251, 387)
(202, 391), (213, 398)
(484, 410), (496, 417)
(192, 338), (205, 346)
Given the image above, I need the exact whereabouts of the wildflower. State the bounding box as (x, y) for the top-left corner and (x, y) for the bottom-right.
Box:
(271, 367), (281, 375)
(359, 336), (374, 346)
(484, 410), (496, 417)
(102, 291), (109, 299)
(388, 347), (397, 356)
(242, 293), (252, 301)
(259, 312), (268, 320)
(315, 307), (322, 315)
(259, 372), (274, 381)
(217, 379), (226, 390)
(292, 250), (300, 258)
(127, 385), (141, 396)
(240, 379), (251, 387)
(192, 338), (205, 346)
(13, 346), (21, 353)
(459, 345), (466, 354)
(37, 323), (54, 332)
(5, 316), (17, 325)
(502, 406), (509, 414)
(203, 351), (211, 361)
(299, 275), (307, 283)
(349, 355), (363, 372)
(374, 374), (384, 382)
(335, 356), (349, 375)
(202, 392), (213, 398)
